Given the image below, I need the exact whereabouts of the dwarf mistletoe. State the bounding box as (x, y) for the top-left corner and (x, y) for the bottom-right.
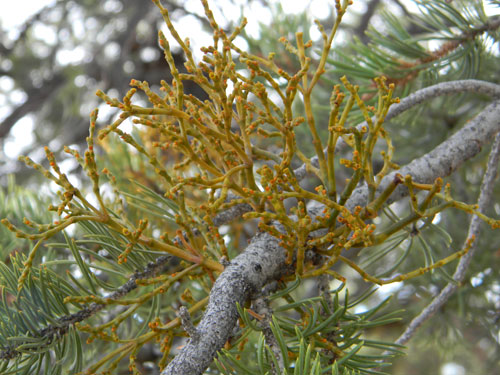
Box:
(1, 0), (499, 374)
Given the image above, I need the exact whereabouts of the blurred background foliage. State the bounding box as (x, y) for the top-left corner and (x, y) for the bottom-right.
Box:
(1, 0), (499, 374)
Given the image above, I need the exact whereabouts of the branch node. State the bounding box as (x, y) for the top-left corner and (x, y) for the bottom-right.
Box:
(177, 306), (200, 342)
(219, 256), (231, 268)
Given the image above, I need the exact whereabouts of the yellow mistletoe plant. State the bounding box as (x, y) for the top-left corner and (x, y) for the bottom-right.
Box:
(1, 0), (499, 374)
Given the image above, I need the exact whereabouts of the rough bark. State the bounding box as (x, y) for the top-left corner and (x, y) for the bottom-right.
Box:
(163, 231), (294, 374)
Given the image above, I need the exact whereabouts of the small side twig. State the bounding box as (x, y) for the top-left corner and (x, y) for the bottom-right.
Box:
(178, 306), (200, 342)
(317, 273), (335, 314)
(252, 297), (284, 375)
(394, 131), (500, 346)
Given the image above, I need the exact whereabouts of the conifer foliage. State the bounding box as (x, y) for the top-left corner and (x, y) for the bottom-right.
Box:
(1, 0), (499, 374)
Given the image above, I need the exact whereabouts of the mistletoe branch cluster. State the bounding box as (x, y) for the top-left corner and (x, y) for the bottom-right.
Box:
(1, 0), (499, 374)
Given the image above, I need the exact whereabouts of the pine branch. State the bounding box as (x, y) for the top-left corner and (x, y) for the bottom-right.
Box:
(162, 100), (500, 375)
(252, 296), (284, 375)
(394, 131), (500, 346)
(331, 2), (500, 88)
(0, 254), (173, 360)
(0, 191), (250, 362)
(211, 192), (253, 227)
(162, 229), (295, 375)
(386, 15), (500, 86)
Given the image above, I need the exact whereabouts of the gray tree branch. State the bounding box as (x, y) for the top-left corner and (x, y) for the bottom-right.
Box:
(346, 99), (500, 209)
(394, 131), (500, 346)
(0, 254), (174, 360)
(163, 231), (295, 374)
(163, 99), (500, 374)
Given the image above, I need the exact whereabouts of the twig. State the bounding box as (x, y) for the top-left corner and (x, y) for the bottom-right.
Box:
(394, 131), (500, 346)
(178, 306), (200, 342)
(212, 192), (253, 227)
(0, 255), (173, 360)
(253, 297), (284, 375)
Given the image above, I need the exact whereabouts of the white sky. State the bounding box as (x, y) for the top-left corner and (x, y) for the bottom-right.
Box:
(0, 0), (56, 31)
